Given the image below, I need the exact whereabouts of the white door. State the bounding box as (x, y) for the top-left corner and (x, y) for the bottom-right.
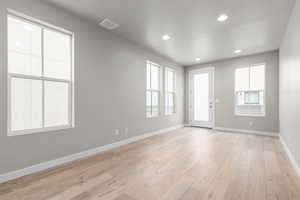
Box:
(189, 67), (215, 128)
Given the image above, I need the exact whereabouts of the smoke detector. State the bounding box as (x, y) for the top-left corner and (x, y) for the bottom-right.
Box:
(99, 18), (119, 30)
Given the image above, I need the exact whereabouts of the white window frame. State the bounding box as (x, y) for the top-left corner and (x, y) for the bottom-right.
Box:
(234, 63), (266, 117)
(164, 67), (176, 115)
(7, 10), (75, 136)
(146, 60), (162, 118)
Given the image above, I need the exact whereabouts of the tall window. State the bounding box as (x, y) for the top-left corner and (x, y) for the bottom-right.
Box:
(8, 13), (74, 136)
(165, 68), (176, 115)
(146, 61), (161, 118)
(235, 64), (265, 116)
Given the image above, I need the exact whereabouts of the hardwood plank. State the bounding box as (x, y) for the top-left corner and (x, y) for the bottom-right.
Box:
(264, 137), (291, 200)
(0, 128), (299, 200)
(243, 135), (267, 200)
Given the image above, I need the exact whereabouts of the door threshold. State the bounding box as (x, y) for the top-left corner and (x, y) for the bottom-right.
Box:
(190, 125), (213, 129)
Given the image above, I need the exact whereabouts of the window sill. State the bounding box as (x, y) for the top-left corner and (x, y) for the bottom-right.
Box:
(8, 125), (74, 137)
(165, 113), (176, 116)
(235, 113), (265, 117)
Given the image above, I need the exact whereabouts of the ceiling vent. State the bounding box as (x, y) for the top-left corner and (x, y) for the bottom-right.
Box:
(99, 18), (119, 30)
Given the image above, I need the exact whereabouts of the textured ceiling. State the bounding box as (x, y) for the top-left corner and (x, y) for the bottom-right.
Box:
(46, 0), (295, 66)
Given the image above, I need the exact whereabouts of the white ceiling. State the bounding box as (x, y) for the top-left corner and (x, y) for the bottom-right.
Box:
(46, 0), (295, 66)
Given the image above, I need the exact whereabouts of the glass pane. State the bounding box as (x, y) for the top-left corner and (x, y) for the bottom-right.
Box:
(44, 81), (69, 127)
(151, 65), (159, 90)
(245, 91), (260, 104)
(44, 29), (71, 80)
(8, 16), (42, 76)
(147, 64), (151, 90)
(151, 91), (159, 116)
(166, 70), (174, 92)
(250, 65), (265, 90)
(194, 73), (209, 121)
(11, 78), (42, 131)
(146, 91), (151, 117)
(235, 68), (249, 91)
(165, 93), (174, 115)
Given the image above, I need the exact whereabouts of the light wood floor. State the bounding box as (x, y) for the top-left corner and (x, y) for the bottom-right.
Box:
(1, 128), (300, 200)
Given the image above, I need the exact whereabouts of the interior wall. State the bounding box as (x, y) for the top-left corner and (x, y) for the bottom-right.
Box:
(185, 51), (279, 133)
(279, 0), (300, 168)
(0, 0), (184, 174)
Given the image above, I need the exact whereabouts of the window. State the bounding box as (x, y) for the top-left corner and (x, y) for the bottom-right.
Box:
(235, 64), (265, 116)
(146, 61), (161, 118)
(8, 13), (74, 136)
(165, 68), (176, 115)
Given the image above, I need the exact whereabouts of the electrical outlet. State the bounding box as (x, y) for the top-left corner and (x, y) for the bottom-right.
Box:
(115, 129), (120, 135)
(125, 128), (129, 133)
(249, 121), (253, 126)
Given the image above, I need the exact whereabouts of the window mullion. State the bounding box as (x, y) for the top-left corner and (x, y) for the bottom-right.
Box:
(41, 28), (45, 128)
(7, 75), (12, 133)
(174, 72), (176, 114)
(174, 92), (176, 113)
(165, 71), (167, 114)
(149, 90), (152, 117)
(150, 65), (152, 116)
(159, 66), (161, 115)
(69, 34), (73, 126)
(248, 67), (251, 91)
(68, 82), (72, 126)
(8, 73), (70, 83)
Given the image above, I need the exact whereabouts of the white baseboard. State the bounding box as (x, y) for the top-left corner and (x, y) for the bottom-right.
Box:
(213, 127), (278, 137)
(279, 136), (300, 179)
(0, 124), (184, 184)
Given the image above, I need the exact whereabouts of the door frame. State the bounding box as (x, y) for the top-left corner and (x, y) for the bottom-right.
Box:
(188, 67), (215, 128)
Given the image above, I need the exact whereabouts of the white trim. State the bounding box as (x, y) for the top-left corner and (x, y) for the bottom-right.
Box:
(9, 73), (71, 83)
(7, 9), (73, 35)
(188, 67), (215, 128)
(164, 67), (176, 116)
(279, 136), (300, 179)
(0, 125), (184, 183)
(213, 127), (278, 137)
(235, 112), (266, 117)
(7, 12), (75, 136)
(8, 125), (73, 137)
(234, 63), (266, 117)
(146, 60), (162, 118)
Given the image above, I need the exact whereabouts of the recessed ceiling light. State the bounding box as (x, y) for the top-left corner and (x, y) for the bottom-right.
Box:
(195, 58), (201, 61)
(217, 14), (228, 22)
(234, 49), (242, 54)
(162, 35), (171, 41)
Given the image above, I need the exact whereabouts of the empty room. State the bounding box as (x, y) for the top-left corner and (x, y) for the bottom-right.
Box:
(0, 0), (300, 199)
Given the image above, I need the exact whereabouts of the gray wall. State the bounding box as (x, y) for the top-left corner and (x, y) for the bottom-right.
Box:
(185, 51), (279, 133)
(0, 0), (184, 174)
(279, 0), (300, 167)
